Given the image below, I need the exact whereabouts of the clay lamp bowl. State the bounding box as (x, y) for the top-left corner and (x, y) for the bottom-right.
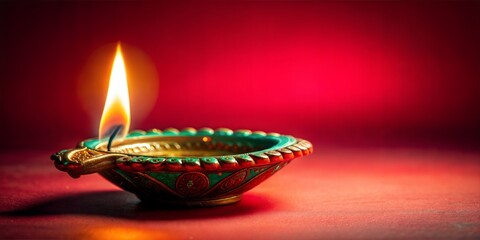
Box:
(51, 128), (313, 207)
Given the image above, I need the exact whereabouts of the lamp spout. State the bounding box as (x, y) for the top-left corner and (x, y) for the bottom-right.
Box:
(50, 148), (126, 178)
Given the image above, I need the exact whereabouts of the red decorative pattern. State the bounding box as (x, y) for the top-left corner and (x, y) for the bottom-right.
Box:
(220, 169), (248, 191)
(175, 172), (210, 197)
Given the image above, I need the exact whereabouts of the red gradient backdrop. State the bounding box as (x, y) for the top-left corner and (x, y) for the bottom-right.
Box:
(1, 1), (479, 149)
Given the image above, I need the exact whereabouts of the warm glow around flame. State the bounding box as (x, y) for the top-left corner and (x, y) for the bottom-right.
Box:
(99, 43), (130, 140)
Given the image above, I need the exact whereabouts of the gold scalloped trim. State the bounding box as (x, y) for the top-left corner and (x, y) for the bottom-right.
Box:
(114, 127), (312, 172)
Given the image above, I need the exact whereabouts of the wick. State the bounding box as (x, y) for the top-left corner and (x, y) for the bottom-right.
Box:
(107, 125), (123, 151)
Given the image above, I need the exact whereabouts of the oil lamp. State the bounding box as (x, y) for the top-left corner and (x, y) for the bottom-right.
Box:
(51, 44), (313, 206)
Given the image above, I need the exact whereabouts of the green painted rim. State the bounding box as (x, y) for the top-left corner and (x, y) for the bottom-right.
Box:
(81, 127), (297, 157)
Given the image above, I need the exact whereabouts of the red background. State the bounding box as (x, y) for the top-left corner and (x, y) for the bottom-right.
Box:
(1, 1), (479, 150)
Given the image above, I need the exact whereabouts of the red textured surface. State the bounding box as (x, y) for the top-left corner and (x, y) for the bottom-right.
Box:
(1, 148), (479, 239)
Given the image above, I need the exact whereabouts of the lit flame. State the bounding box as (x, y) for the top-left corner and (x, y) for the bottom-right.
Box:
(99, 43), (130, 140)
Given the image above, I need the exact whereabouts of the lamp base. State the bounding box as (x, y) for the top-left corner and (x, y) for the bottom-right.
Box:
(137, 194), (242, 207)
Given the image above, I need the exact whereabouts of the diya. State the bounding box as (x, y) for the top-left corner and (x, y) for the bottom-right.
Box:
(51, 44), (312, 206)
(51, 128), (312, 206)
